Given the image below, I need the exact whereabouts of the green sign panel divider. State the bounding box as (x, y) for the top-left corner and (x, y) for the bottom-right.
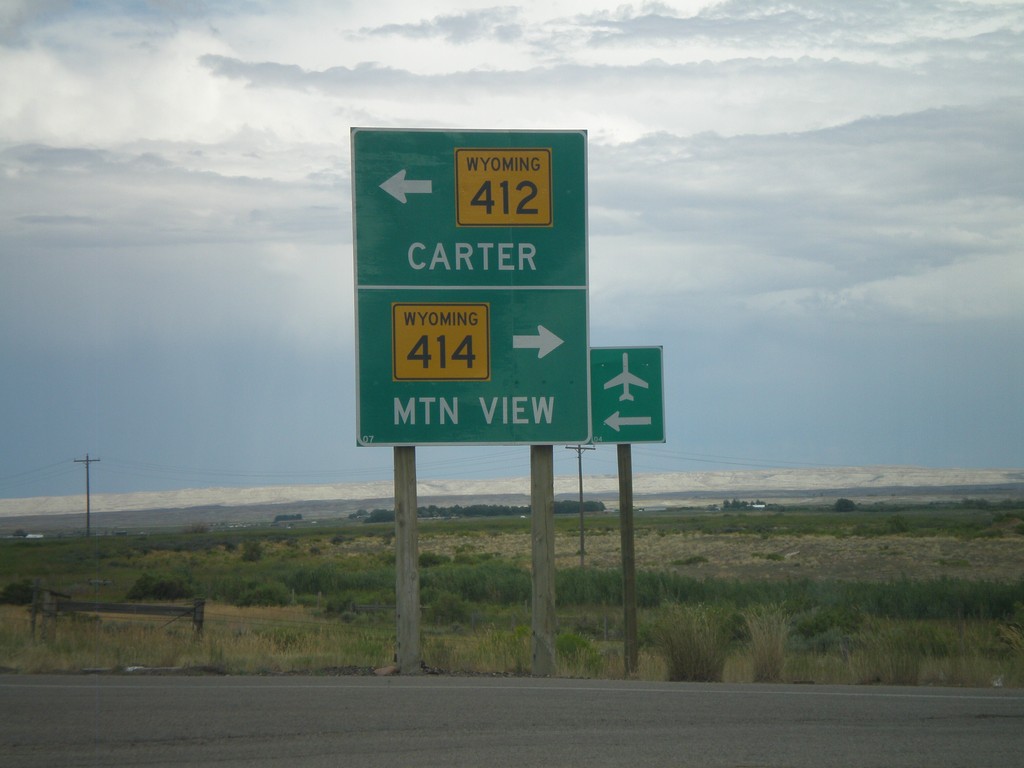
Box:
(351, 128), (590, 445)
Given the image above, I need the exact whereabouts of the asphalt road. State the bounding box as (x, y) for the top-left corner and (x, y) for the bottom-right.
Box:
(2, 674), (1022, 767)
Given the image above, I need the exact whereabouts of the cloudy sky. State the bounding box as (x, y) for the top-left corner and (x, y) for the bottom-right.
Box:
(1, 0), (1022, 499)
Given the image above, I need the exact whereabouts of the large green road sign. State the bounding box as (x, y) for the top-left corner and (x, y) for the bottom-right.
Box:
(590, 347), (665, 444)
(351, 129), (590, 445)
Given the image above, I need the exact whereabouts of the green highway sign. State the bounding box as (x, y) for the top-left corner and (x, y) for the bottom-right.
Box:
(590, 346), (665, 444)
(351, 128), (590, 445)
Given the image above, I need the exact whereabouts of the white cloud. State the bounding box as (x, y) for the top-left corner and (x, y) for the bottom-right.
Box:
(3, 1), (1022, 158)
(0, 140), (349, 356)
(840, 251), (1024, 321)
(585, 97), (1024, 328)
(2, 0), (1023, 494)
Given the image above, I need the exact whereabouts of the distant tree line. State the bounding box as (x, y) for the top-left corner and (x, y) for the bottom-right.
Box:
(723, 498), (858, 512)
(350, 500), (605, 524)
(273, 513), (303, 524)
(723, 499), (770, 510)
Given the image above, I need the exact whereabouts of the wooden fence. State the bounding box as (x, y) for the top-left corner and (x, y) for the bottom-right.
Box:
(32, 589), (205, 640)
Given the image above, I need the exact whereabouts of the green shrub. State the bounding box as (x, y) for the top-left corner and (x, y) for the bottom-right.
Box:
(556, 631), (585, 653)
(1, 579), (35, 605)
(421, 561), (529, 605)
(852, 577), (1024, 621)
(233, 581), (291, 607)
(886, 514), (910, 534)
(653, 603), (732, 682)
(636, 571), (703, 607)
(424, 590), (471, 625)
(419, 552), (451, 568)
(126, 573), (193, 601)
(556, 632), (603, 676)
(241, 540), (264, 562)
(557, 567), (621, 605)
(283, 564), (394, 596)
(794, 605), (864, 639)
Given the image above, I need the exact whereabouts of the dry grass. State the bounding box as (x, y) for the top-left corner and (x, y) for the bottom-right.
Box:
(0, 603), (394, 674)
(321, 526), (1024, 583)
(744, 604), (790, 682)
(652, 603), (732, 682)
(4, 513), (1022, 684)
(5, 603), (1023, 686)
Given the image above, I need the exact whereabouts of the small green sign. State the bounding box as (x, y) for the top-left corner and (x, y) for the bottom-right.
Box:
(351, 128), (590, 445)
(590, 347), (665, 444)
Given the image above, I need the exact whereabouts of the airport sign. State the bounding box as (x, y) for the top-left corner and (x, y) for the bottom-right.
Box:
(590, 346), (665, 444)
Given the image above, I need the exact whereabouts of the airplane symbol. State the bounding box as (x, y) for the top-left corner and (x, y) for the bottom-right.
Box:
(603, 352), (649, 402)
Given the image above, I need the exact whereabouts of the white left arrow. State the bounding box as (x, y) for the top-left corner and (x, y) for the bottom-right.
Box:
(512, 325), (564, 359)
(604, 412), (653, 432)
(379, 169), (432, 203)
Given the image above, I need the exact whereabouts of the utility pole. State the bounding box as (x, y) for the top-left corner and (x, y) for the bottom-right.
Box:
(393, 446), (421, 674)
(618, 444), (638, 676)
(531, 445), (556, 676)
(74, 454), (99, 537)
(566, 444), (595, 567)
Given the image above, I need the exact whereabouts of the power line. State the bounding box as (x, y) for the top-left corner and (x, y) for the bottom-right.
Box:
(0, 461), (79, 494)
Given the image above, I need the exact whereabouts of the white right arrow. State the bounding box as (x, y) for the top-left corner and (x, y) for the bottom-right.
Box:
(379, 169), (433, 203)
(604, 412), (653, 432)
(512, 325), (564, 359)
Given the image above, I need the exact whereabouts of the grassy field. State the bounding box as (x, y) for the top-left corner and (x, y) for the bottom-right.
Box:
(2, 501), (1023, 685)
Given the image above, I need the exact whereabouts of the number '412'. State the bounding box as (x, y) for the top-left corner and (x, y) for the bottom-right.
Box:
(470, 180), (539, 216)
